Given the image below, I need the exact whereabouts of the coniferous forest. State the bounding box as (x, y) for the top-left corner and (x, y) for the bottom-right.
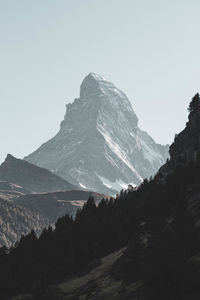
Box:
(0, 94), (200, 300)
(2, 97), (200, 299)
(1, 2), (200, 299)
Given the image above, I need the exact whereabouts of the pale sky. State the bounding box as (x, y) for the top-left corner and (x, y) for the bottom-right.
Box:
(0, 0), (200, 163)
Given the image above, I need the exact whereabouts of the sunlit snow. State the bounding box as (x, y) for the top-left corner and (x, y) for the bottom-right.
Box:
(98, 175), (136, 193)
(97, 124), (143, 181)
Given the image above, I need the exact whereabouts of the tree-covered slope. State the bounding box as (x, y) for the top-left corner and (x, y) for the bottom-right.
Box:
(2, 94), (200, 300)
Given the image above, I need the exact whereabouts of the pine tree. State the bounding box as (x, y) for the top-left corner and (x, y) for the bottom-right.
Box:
(188, 93), (200, 112)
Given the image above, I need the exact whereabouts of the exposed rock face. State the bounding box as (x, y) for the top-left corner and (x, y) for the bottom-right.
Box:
(25, 73), (169, 194)
(0, 198), (48, 247)
(0, 154), (76, 193)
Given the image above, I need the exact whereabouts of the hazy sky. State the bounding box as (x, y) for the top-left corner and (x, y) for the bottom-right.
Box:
(0, 0), (200, 163)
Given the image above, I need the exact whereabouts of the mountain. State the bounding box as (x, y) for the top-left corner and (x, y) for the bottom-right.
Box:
(0, 198), (48, 247)
(0, 155), (107, 246)
(0, 180), (28, 194)
(2, 94), (200, 300)
(15, 190), (108, 222)
(25, 73), (169, 194)
(0, 154), (76, 193)
(0, 186), (106, 246)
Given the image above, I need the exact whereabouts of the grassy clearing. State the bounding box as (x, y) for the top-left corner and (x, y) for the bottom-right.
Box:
(59, 248), (125, 294)
(59, 247), (142, 299)
(11, 248), (143, 299)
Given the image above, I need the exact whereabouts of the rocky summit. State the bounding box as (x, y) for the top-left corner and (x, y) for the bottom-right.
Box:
(25, 73), (169, 194)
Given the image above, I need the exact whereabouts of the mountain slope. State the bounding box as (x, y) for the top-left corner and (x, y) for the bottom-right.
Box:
(25, 73), (169, 194)
(0, 180), (29, 194)
(3, 94), (200, 300)
(15, 190), (107, 222)
(0, 198), (48, 247)
(57, 93), (200, 300)
(58, 248), (132, 300)
(0, 154), (76, 193)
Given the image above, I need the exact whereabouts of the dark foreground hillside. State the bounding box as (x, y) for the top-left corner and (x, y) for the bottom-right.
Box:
(1, 94), (200, 300)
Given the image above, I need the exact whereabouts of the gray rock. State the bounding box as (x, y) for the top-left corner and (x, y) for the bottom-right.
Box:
(25, 73), (169, 194)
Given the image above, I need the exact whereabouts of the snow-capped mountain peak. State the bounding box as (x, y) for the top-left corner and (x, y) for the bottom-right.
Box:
(80, 73), (128, 100)
(25, 73), (169, 194)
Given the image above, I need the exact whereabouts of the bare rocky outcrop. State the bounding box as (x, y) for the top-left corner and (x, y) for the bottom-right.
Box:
(25, 73), (169, 194)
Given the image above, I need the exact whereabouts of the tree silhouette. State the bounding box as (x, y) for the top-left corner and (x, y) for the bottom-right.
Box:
(188, 93), (200, 112)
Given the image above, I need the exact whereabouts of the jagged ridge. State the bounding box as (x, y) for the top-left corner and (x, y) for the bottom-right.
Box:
(25, 73), (169, 194)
